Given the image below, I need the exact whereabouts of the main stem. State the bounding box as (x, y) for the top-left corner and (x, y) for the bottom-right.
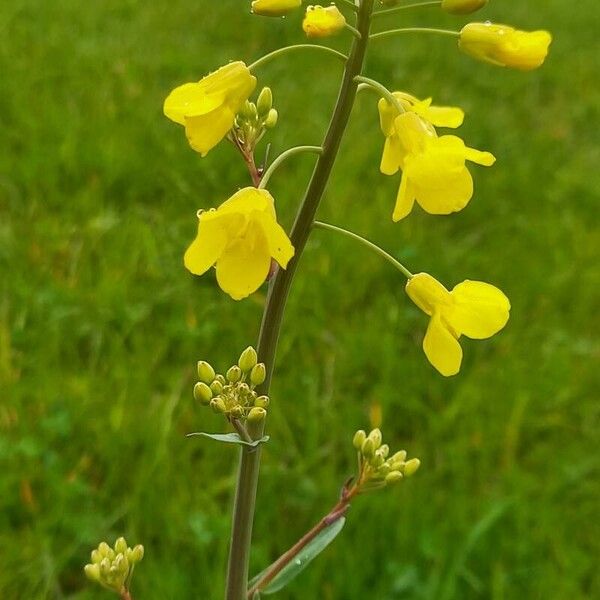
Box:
(224, 2), (375, 599)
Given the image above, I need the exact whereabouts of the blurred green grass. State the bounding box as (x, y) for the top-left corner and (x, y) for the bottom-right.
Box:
(0, 0), (599, 598)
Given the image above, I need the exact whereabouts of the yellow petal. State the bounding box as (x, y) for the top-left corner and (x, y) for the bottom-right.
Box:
(184, 106), (236, 157)
(422, 312), (463, 376)
(412, 100), (465, 129)
(380, 135), (403, 176)
(378, 97), (398, 137)
(218, 187), (276, 218)
(216, 230), (271, 300)
(413, 166), (474, 215)
(392, 173), (416, 222)
(405, 273), (452, 316)
(163, 83), (224, 125)
(199, 62), (257, 107)
(183, 216), (230, 276)
(254, 211), (295, 268)
(464, 146), (496, 166)
(446, 280), (510, 339)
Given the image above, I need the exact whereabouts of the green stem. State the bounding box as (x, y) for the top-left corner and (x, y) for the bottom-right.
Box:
(372, 1), (441, 18)
(370, 27), (459, 41)
(314, 221), (413, 278)
(258, 146), (323, 190)
(224, 2), (376, 599)
(345, 23), (362, 39)
(248, 45), (348, 71)
(354, 75), (405, 114)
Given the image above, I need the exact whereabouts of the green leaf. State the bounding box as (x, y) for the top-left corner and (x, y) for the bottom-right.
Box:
(186, 432), (269, 448)
(251, 517), (346, 595)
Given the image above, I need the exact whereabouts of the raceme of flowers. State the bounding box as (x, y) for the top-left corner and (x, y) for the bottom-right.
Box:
(406, 273), (510, 376)
(184, 187), (294, 300)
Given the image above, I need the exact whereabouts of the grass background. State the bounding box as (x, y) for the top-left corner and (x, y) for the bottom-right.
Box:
(1, 0), (598, 598)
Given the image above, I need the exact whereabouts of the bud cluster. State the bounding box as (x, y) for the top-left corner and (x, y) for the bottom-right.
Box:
(194, 346), (269, 422)
(232, 86), (278, 150)
(353, 428), (420, 489)
(84, 537), (144, 594)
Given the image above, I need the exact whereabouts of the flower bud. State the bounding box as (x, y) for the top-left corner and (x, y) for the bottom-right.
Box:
(403, 458), (421, 477)
(378, 444), (389, 459)
(256, 88), (273, 118)
(367, 428), (382, 450)
(264, 108), (278, 129)
(371, 452), (385, 469)
(98, 542), (111, 557)
(114, 537), (127, 555)
(441, 0), (487, 14)
(353, 429), (366, 450)
(84, 563), (101, 582)
(303, 5), (346, 38)
(197, 361), (215, 383)
(114, 553), (129, 574)
(130, 544), (144, 563)
(210, 380), (224, 395)
(230, 405), (245, 419)
(194, 382), (213, 405)
(210, 397), (227, 414)
(252, 0), (301, 17)
(248, 406), (267, 423)
(385, 471), (404, 484)
(361, 437), (375, 458)
(254, 395), (270, 408)
(91, 549), (102, 563)
(239, 100), (258, 121)
(238, 346), (258, 372)
(99, 557), (111, 576)
(226, 365), (242, 383)
(215, 374), (226, 385)
(459, 22), (552, 71)
(391, 450), (407, 464)
(250, 363), (266, 386)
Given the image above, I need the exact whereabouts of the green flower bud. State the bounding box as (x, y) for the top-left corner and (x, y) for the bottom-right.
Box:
(215, 374), (226, 385)
(130, 544), (144, 563)
(238, 346), (258, 372)
(197, 361), (216, 383)
(391, 450), (407, 463)
(91, 549), (102, 563)
(84, 563), (101, 582)
(240, 100), (258, 121)
(210, 380), (224, 395)
(353, 429), (366, 450)
(248, 406), (267, 423)
(378, 444), (389, 459)
(250, 363), (266, 386)
(194, 381), (213, 405)
(403, 458), (421, 477)
(441, 0), (487, 15)
(114, 537), (127, 555)
(99, 557), (111, 576)
(114, 553), (129, 574)
(254, 395), (270, 408)
(98, 542), (111, 557)
(385, 471), (403, 484)
(210, 398), (227, 414)
(361, 437), (375, 458)
(226, 365), (242, 383)
(378, 463), (392, 477)
(371, 452), (385, 469)
(230, 405), (245, 419)
(367, 428), (382, 450)
(257, 87), (273, 117)
(264, 108), (278, 129)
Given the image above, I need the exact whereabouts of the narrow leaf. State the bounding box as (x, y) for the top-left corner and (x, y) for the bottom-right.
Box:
(186, 432), (269, 448)
(253, 517), (346, 595)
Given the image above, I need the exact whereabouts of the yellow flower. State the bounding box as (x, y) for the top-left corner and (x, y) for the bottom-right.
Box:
(303, 5), (346, 38)
(406, 273), (510, 376)
(459, 23), (552, 71)
(380, 112), (495, 221)
(251, 0), (301, 16)
(441, 0), (487, 14)
(184, 188), (294, 300)
(164, 62), (256, 157)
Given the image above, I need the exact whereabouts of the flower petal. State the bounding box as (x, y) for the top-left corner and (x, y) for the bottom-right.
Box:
(380, 136), (403, 175)
(254, 211), (295, 268)
(412, 100), (465, 129)
(464, 146), (496, 166)
(218, 187), (276, 218)
(163, 84), (223, 125)
(422, 312), (463, 376)
(406, 273), (452, 315)
(447, 280), (511, 339)
(392, 172), (416, 221)
(184, 106), (236, 157)
(215, 230), (271, 300)
(184, 216), (230, 276)
(413, 166), (474, 215)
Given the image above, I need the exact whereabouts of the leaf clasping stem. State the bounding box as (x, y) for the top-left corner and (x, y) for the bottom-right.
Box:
(248, 45), (348, 71)
(314, 220), (414, 279)
(258, 146), (323, 190)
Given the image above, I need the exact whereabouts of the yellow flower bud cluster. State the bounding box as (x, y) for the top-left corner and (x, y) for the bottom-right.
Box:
(84, 537), (144, 595)
(232, 86), (279, 151)
(353, 429), (420, 490)
(194, 347), (269, 421)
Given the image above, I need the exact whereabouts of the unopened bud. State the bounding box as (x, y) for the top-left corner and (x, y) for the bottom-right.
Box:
(254, 395), (270, 409)
(114, 553), (128, 574)
(114, 537), (127, 554)
(197, 361), (216, 383)
(250, 363), (266, 386)
(256, 87), (273, 117)
(371, 452), (385, 469)
(91, 549), (102, 563)
(238, 346), (258, 372)
(215, 374), (226, 385)
(264, 108), (278, 129)
(98, 542), (111, 557)
(130, 544), (144, 563)
(240, 100), (258, 121)
(248, 406), (267, 423)
(226, 365), (242, 383)
(391, 450), (407, 463)
(210, 398), (227, 414)
(84, 563), (101, 582)
(361, 437), (375, 458)
(441, 0), (487, 14)
(230, 405), (245, 419)
(385, 471), (404, 484)
(367, 428), (382, 450)
(378, 444), (389, 459)
(99, 557), (111, 576)
(403, 458), (421, 477)
(194, 381), (213, 405)
(210, 380), (223, 395)
(353, 429), (366, 450)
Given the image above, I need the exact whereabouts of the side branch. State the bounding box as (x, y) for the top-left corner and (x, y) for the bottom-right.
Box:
(258, 146), (323, 190)
(370, 27), (459, 41)
(249, 45), (348, 71)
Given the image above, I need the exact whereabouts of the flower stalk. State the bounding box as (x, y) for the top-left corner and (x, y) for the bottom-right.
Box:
(224, 1), (376, 598)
